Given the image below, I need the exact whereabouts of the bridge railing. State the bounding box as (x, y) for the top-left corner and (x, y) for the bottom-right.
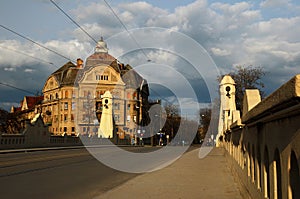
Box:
(222, 74), (300, 199)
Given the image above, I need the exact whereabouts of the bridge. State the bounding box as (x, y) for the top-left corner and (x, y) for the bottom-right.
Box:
(217, 74), (300, 199)
(0, 74), (300, 199)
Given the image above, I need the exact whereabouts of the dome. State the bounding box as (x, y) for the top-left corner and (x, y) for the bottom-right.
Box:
(95, 37), (108, 53)
(220, 75), (235, 85)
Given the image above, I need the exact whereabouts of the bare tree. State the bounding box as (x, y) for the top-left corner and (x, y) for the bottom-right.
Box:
(0, 108), (22, 134)
(219, 65), (265, 112)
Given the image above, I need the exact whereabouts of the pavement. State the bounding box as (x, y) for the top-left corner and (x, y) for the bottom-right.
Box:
(95, 147), (250, 199)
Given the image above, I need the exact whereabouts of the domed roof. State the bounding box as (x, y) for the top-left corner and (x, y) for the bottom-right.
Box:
(95, 37), (108, 53)
(220, 75), (235, 85)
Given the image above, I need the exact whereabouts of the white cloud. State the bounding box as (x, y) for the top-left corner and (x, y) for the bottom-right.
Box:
(211, 2), (252, 13)
(24, 68), (35, 73)
(211, 47), (231, 56)
(260, 0), (291, 8)
(1, 0), (300, 108)
(4, 67), (16, 72)
(69, 0), (300, 95)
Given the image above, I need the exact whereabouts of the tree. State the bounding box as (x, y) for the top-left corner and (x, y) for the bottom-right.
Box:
(220, 65), (265, 112)
(199, 108), (211, 136)
(162, 103), (180, 141)
(0, 108), (22, 134)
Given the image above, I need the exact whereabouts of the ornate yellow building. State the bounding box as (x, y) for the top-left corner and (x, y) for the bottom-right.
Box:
(41, 38), (149, 138)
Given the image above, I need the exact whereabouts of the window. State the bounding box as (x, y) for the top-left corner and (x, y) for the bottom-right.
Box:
(65, 91), (69, 98)
(127, 104), (131, 111)
(71, 114), (74, 121)
(133, 92), (137, 100)
(127, 115), (131, 122)
(64, 102), (68, 110)
(72, 102), (76, 110)
(55, 115), (58, 122)
(64, 127), (67, 132)
(114, 103), (120, 110)
(114, 114), (120, 122)
(101, 75), (109, 80)
(64, 114), (68, 121)
(72, 127), (75, 132)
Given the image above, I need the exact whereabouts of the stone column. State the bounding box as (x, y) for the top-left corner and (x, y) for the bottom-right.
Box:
(216, 75), (236, 147)
(98, 91), (114, 138)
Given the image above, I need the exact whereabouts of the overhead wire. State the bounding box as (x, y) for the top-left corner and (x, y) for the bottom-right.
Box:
(0, 45), (59, 68)
(50, 0), (98, 44)
(49, 0), (168, 103)
(0, 1), (98, 99)
(101, 0), (176, 105)
(0, 1), (172, 105)
(103, 0), (151, 62)
(0, 82), (36, 95)
(0, 24), (76, 63)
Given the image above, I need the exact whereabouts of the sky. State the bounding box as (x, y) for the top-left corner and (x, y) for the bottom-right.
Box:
(0, 0), (300, 112)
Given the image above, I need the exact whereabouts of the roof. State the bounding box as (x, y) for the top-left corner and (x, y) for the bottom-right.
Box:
(85, 52), (117, 70)
(220, 75), (235, 85)
(12, 96), (44, 113)
(45, 40), (148, 96)
(25, 96), (44, 109)
(51, 61), (79, 86)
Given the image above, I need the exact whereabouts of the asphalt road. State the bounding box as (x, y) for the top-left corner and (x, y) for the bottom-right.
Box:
(0, 147), (162, 199)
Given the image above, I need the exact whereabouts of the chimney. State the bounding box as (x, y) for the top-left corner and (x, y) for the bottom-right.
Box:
(76, 58), (83, 68)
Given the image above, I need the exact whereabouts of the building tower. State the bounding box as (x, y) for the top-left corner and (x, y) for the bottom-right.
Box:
(216, 75), (236, 147)
(98, 91), (113, 138)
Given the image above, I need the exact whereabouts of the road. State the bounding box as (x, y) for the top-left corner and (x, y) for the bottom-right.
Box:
(0, 146), (161, 199)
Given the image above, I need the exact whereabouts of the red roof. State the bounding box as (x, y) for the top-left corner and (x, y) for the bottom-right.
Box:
(25, 96), (44, 109)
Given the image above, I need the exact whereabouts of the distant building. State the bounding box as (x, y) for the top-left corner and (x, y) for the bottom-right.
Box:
(40, 38), (149, 138)
(11, 95), (44, 128)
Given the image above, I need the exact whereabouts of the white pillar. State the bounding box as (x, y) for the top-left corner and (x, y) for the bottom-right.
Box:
(216, 75), (236, 147)
(98, 91), (114, 138)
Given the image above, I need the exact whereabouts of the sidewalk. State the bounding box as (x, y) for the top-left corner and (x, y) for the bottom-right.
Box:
(95, 147), (249, 199)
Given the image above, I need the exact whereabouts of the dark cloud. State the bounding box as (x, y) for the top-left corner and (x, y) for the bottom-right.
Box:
(1, 0), (300, 110)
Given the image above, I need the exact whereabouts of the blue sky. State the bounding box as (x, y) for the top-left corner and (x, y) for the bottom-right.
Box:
(0, 0), (300, 111)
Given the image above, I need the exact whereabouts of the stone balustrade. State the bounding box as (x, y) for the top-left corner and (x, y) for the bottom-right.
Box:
(220, 74), (300, 199)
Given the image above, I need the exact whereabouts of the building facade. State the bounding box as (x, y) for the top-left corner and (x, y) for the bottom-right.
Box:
(41, 38), (149, 138)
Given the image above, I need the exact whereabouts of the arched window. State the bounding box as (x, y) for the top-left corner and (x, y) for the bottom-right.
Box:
(252, 144), (256, 183)
(257, 145), (261, 190)
(274, 149), (282, 199)
(247, 143), (251, 177)
(289, 150), (300, 199)
(264, 147), (270, 198)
